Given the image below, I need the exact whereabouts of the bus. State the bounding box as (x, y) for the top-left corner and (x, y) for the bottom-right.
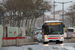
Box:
(66, 27), (75, 38)
(42, 20), (65, 44)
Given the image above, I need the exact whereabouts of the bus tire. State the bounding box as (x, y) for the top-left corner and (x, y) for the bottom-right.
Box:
(43, 42), (48, 44)
(56, 41), (60, 44)
(56, 41), (59, 44)
(60, 41), (63, 44)
(56, 41), (63, 44)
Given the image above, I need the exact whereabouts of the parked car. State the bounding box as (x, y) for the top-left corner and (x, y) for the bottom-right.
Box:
(34, 32), (42, 42)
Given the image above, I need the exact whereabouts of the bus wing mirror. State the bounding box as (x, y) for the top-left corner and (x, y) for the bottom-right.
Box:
(63, 25), (65, 28)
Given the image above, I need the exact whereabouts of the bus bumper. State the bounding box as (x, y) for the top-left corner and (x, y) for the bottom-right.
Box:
(43, 37), (64, 42)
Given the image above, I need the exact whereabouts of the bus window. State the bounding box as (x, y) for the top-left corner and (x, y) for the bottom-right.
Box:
(43, 24), (63, 35)
(67, 29), (74, 32)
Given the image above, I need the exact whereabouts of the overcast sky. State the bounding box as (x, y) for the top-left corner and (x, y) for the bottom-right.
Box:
(0, 0), (2, 2)
(45, 0), (75, 15)
(53, 0), (75, 10)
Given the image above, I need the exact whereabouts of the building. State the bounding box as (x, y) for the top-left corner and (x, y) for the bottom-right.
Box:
(44, 10), (63, 20)
(50, 10), (63, 20)
(44, 10), (68, 20)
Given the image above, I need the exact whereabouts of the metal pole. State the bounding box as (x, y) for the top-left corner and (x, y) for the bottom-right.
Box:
(43, 9), (44, 23)
(42, 0), (44, 23)
(55, 1), (72, 23)
(62, 3), (64, 23)
(53, 0), (55, 20)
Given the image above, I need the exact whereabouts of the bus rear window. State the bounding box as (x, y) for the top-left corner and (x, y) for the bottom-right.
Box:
(67, 29), (74, 32)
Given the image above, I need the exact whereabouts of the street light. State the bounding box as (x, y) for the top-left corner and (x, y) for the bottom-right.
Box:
(42, 0), (44, 23)
(53, 0), (55, 20)
(55, 1), (72, 23)
(53, 0), (58, 20)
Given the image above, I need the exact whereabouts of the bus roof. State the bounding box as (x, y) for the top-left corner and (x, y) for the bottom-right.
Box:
(44, 20), (62, 23)
(67, 27), (75, 29)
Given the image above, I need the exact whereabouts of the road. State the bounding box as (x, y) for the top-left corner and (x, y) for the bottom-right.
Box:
(0, 42), (75, 50)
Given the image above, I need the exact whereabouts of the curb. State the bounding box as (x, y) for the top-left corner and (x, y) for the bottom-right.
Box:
(20, 42), (39, 45)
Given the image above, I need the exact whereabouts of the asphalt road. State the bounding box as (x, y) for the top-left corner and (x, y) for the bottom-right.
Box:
(0, 42), (75, 50)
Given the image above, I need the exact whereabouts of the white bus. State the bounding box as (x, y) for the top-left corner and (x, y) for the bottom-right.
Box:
(42, 20), (65, 44)
(66, 27), (75, 38)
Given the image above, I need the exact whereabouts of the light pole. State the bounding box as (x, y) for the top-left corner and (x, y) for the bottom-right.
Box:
(53, 0), (55, 20)
(42, 0), (44, 23)
(55, 1), (72, 23)
(53, 0), (57, 20)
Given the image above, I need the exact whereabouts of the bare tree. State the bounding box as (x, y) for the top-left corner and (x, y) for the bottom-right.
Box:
(3, 0), (52, 35)
(66, 3), (75, 26)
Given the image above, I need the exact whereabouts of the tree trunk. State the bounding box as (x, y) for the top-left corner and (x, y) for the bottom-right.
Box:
(29, 19), (33, 35)
(9, 11), (12, 26)
(21, 19), (24, 27)
(28, 19), (30, 29)
(13, 10), (17, 27)
(25, 18), (28, 26)
(17, 20), (21, 27)
(34, 19), (37, 28)
(72, 19), (74, 27)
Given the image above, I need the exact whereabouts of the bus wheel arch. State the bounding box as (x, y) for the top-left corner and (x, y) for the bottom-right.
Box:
(56, 41), (63, 44)
(43, 42), (48, 44)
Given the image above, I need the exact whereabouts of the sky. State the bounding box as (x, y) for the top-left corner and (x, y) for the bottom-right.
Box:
(54, 0), (75, 10)
(0, 0), (2, 3)
(45, 0), (75, 15)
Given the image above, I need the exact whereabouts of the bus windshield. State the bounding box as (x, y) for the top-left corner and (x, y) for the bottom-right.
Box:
(67, 29), (74, 32)
(43, 23), (63, 35)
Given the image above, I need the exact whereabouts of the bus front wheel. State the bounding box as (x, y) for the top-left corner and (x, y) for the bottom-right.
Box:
(56, 41), (63, 44)
(60, 41), (63, 44)
(43, 42), (48, 44)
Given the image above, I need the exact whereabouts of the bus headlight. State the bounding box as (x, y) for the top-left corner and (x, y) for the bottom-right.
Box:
(44, 35), (47, 39)
(61, 36), (63, 38)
